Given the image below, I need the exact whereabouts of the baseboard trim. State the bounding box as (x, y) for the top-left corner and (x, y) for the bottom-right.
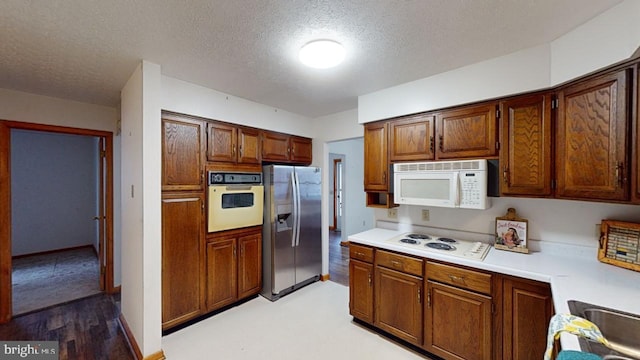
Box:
(143, 351), (166, 360)
(320, 273), (330, 281)
(12, 244), (95, 259)
(118, 313), (166, 360)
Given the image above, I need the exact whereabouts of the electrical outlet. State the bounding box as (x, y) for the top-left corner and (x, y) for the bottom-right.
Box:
(422, 209), (430, 221)
(388, 208), (398, 219)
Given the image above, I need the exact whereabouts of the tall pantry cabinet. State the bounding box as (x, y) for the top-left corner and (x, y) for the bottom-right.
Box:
(161, 114), (206, 330)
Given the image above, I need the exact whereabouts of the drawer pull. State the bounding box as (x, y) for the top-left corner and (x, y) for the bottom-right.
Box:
(368, 272), (372, 286)
(355, 252), (365, 257)
(448, 274), (465, 283)
(391, 260), (402, 268)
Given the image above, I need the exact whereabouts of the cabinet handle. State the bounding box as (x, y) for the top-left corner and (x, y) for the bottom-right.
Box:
(382, 171), (387, 184)
(418, 288), (421, 304)
(390, 260), (401, 268)
(429, 136), (434, 153)
(232, 145), (236, 156)
(448, 274), (465, 283)
(503, 166), (509, 184)
(615, 162), (624, 186)
(427, 288), (431, 308)
(233, 245), (236, 257)
(368, 272), (372, 286)
(291, 146), (295, 155)
(287, 147), (291, 153)
(438, 135), (444, 152)
(201, 170), (205, 185)
(239, 144), (243, 157)
(355, 251), (365, 258)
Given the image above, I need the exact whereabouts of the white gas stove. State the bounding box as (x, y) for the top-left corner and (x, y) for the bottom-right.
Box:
(384, 232), (491, 261)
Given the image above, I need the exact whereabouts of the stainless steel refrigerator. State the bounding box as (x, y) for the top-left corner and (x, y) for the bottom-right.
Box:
(261, 165), (322, 301)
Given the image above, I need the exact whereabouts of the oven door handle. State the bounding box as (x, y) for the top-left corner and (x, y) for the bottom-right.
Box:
(223, 185), (252, 191)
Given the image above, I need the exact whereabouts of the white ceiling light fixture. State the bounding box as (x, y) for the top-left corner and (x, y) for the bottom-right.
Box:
(299, 39), (345, 69)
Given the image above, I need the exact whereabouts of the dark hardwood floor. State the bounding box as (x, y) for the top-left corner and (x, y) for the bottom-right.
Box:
(329, 230), (349, 286)
(0, 293), (135, 360)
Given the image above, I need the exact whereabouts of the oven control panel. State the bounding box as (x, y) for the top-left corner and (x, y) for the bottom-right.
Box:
(208, 171), (262, 185)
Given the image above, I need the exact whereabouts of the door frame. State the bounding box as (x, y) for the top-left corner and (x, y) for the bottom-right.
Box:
(0, 120), (115, 323)
(331, 158), (343, 230)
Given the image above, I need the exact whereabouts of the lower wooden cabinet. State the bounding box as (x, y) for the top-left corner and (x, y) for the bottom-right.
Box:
(161, 192), (205, 330)
(374, 266), (423, 345)
(424, 281), (492, 360)
(349, 259), (374, 323)
(207, 227), (262, 311)
(502, 276), (553, 360)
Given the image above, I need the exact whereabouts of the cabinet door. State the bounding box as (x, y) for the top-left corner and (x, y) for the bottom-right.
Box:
(556, 69), (630, 201)
(349, 259), (374, 324)
(389, 114), (435, 161)
(262, 131), (290, 162)
(375, 266), (423, 345)
(237, 231), (262, 299)
(290, 136), (313, 164)
(436, 103), (498, 159)
(424, 281), (492, 360)
(237, 127), (261, 164)
(162, 118), (204, 191)
(207, 122), (237, 163)
(503, 277), (553, 360)
(364, 122), (389, 191)
(206, 238), (237, 310)
(161, 193), (204, 329)
(500, 94), (552, 196)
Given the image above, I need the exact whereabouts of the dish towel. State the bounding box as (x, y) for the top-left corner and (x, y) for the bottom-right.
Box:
(543, 313), (610, 360)
(556, 350), (602, 359)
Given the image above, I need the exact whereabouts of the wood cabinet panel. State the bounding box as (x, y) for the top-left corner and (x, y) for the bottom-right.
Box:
(237, 231), (262, 298)
(364, 122), (389, 191)
(349, 259), (374, 324)
(206, 122), (237, 163)
(375, 266), (423, 345)
(500, 93), (553, 196)
(162, 118), (204, 191)
(424, 281), (492, 360)
(436, 103), (498, 159)
(426, 261), (491, 295)
(376, 250), (423, 277)
(237, 127), (261, 164)
(349, 243), (374, 263)
(556, 69), (630, 201)
(290, 136), (313, 164)
(206, 238), (237, 311)
(389, 114), (435, 161)
(161, 193), (204, 329)
(503, 277), (553, 360)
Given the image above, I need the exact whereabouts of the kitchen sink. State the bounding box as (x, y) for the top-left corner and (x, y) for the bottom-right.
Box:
(568, 300), (640, 359)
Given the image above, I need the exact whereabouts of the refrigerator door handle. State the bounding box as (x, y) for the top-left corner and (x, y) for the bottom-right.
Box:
(294, 171), (301, 247)
(291, 171), (298, 248)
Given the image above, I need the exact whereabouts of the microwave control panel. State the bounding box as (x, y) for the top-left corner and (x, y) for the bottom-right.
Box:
(459, 172), (487, 209)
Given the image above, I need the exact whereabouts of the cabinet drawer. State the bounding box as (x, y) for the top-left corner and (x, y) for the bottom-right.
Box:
(426, 261), (491, 295)
(376, 250), (423, 277)
(349, 244), (374, 263)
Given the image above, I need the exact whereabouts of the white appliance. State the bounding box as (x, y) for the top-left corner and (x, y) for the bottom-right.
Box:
(394, 159), (490, 209)
(384, 233), (491, 261)
(207, 172), (264, 232)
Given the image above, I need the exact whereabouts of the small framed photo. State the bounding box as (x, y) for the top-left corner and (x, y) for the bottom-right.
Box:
(495, 208), (529, 254)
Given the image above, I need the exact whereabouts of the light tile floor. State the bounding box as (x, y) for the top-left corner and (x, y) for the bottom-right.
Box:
(162, 281), (431, 360)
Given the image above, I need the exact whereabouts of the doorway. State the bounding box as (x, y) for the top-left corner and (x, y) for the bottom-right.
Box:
(0, 121), (115, 323)
(332, 158), (343, 231)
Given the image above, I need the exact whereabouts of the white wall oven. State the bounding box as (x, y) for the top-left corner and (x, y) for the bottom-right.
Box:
(208, 171), (264, 232)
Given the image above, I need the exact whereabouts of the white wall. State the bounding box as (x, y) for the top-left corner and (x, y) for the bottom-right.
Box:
(120, 61), (163, 357)
(0, 88), (121, 285)
(11, 130), (98, 256)
(374, 197), (640, 250)
(359, 1), (640, 124)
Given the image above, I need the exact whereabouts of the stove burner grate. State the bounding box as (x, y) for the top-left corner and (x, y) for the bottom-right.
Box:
(437, 237), (457, 243)
(426, 242), (456, 251)
(399, 238), (420, 245)
(407, 233), (431, 240)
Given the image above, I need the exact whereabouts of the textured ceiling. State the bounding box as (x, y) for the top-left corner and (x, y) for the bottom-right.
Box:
(0, 0), (623, 118)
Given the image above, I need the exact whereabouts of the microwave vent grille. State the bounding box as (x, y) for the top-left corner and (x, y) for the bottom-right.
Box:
(395, 160), (483, 172)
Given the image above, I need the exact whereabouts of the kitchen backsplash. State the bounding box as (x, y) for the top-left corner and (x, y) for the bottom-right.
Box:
(373, 197), (640, 251)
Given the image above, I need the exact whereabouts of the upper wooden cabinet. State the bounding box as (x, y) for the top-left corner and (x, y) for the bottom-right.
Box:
(364, 122), (390, 192)
(499, 93), (553, 197)
(262, 131), (312, 164)
(389, 114), (435, 161)
(556, 69), (631, 201)
(162, 116), (205, 191)
(435, 102), (498, 159)
(206, 122), (261, 165)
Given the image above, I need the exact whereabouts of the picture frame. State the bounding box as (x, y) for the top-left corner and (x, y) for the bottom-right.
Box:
(495, 208), (529, 254)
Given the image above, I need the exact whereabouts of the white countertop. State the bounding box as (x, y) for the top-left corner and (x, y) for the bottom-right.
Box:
(348, 228), (640, 352)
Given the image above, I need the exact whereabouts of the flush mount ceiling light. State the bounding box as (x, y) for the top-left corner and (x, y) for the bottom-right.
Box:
(299, 40), (345, 69)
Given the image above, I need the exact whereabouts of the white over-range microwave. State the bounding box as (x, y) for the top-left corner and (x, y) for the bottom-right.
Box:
(393, 159), (490, 209)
